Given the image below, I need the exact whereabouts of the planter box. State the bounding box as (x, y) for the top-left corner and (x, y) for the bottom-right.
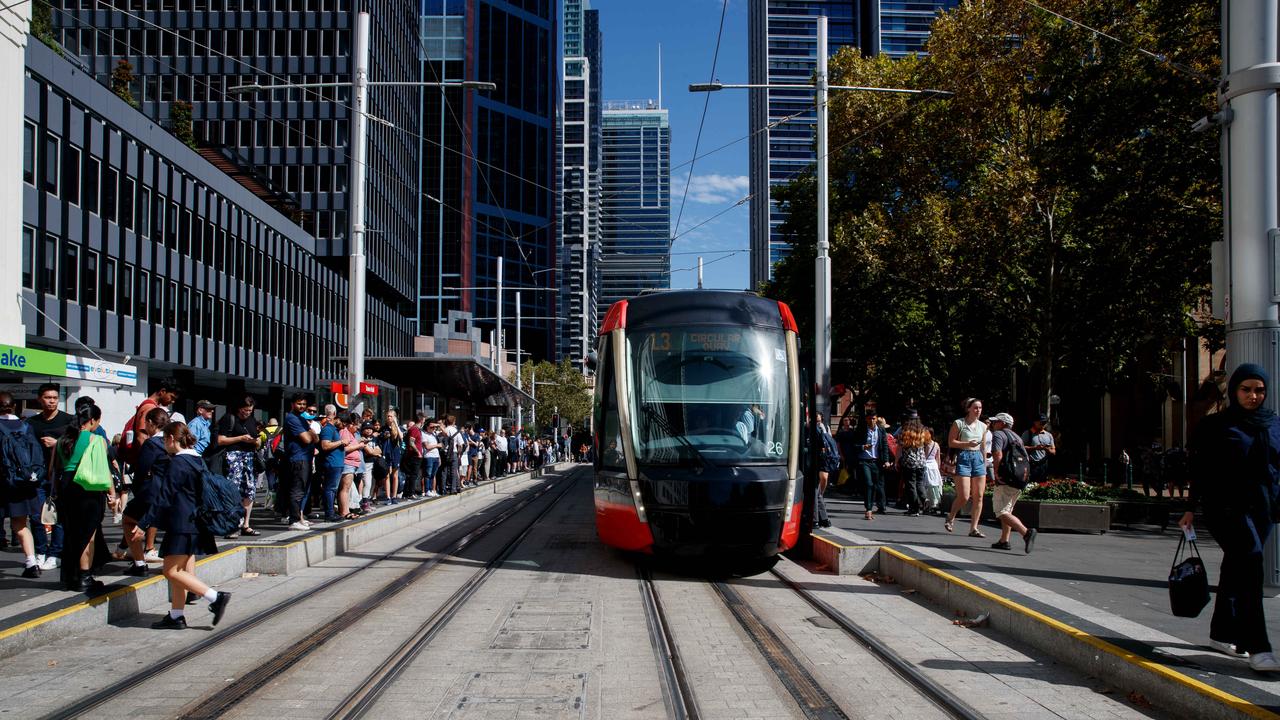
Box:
(1012, 500), (1110, 533)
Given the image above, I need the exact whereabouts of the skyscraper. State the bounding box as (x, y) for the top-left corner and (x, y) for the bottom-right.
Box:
(598, 101), (670, 317)
(51, 0), (423, 356)
(403, 0), (560, 361)
(747, 0), (957, 289)
(557, 0), (602, 370)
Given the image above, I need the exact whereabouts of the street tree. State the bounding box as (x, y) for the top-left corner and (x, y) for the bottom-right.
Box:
(513, 359), (591, 434)
(763, 0), (1219, 425)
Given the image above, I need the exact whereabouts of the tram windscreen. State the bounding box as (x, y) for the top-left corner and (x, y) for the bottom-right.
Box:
(628, 325), (790, 464)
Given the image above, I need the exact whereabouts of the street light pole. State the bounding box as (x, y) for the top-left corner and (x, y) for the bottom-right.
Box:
(347, 10), (370, 408)
(815, 16), (831, 421)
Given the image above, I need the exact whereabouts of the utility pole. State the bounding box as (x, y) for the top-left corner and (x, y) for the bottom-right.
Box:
(516, 289), (523, 429)
(1218, 0), (1280, 584)
(347, 11), (370, 406)
(814, 15), (831, 422)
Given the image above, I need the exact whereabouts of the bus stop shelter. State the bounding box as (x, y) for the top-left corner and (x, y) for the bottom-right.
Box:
(362, 355), (534, 422)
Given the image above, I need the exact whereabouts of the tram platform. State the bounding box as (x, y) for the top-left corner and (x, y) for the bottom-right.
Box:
(0, 464), (562, 660)
(818, 494), (1280, 720)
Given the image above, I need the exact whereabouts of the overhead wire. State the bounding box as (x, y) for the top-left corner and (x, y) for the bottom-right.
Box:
(671, 0), (729, 239)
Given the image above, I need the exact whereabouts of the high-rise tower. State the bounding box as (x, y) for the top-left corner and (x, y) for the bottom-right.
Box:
(598, 101), (670, 316)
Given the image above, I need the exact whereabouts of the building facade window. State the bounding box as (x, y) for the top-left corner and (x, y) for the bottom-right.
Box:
(23, 122), (35, 184)
(43, 132), (58, 195)
(21, 226), (34, 288)
(62, 241), (78, 302)
(41, 234), (56, 295)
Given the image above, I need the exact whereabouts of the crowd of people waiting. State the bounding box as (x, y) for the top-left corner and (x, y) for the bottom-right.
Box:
(0, 379), (573, 611)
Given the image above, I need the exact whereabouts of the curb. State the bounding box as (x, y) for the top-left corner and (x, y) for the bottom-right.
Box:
(811, 533), (1280, 720)
(0, 465), (561, 661)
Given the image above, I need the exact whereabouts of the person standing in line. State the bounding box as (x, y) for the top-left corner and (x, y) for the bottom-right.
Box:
(280, 394), (316, 530)
(422, 416), (442, 496)
(25, 383), (72, 571)
(215, 396), (262, 538)
(134, 422), (231, 629)
(53, 404), (117, 593)
(493, 428), (509, 478)
(381, 410), (404, 503)
(1021, 413), (1055, 486)
(852, 409), (891, 520)
(989, 413), (1037, 553)
(1180, 363), (1280, 672)
(439, 416), (463, 495)
(945, 398), (989, 537)
(0, 392), (48, 578)
(336, 413), (366, 518)
(316, 406), (346, 522)
(401, 413), (423, 499)
(188, 400), (215, 455)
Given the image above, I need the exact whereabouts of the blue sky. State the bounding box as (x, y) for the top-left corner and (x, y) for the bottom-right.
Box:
(594, 0), (752, 290)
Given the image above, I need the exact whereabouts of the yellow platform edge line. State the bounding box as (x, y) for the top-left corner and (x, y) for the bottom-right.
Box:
(880, 546), (1280, 720)
(0, 545), (247, 643)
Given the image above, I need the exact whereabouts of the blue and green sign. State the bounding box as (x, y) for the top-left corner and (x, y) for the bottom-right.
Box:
(0, 344), (137, 387)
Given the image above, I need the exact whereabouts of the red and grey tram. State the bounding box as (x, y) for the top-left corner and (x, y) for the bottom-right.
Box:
(592, 290), (804, 559)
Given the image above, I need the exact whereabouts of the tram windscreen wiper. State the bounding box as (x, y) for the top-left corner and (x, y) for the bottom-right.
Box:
(640, 404), (715, 470)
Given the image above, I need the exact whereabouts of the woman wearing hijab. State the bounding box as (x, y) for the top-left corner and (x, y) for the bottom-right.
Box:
(1180, 363), (1280, 672)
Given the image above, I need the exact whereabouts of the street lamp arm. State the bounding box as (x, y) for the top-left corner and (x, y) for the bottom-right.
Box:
(691, 81), (953, 98)
(227, 82), (396, 127)
(829, 85), (954, 97)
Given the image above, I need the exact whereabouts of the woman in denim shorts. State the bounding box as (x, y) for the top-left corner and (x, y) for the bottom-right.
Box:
(945, 398), (989, 537)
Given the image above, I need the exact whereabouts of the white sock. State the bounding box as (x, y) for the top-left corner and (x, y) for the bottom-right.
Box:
(24, 555), (36, 568)
(134, 560), (147, 567)
(169, 608), (184, 619)
(203, 588), (219, 603)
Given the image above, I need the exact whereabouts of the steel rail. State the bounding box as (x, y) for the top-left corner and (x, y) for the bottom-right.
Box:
(638, 565), (700, 720)
(176, 471), (581, 719)
(770, 568), (987, 720)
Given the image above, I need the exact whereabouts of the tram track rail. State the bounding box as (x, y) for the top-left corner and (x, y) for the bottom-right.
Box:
(638, 565), (700, 720)
(41, 468), (581, 720)
(323, 476), (579, 720)
(768, 567), (985, 720)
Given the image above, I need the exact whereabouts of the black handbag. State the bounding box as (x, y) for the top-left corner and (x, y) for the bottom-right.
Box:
(1168, 534), (1211, 618)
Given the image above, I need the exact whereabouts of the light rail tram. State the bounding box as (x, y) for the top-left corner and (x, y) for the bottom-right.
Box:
(592, 290), (804, 560)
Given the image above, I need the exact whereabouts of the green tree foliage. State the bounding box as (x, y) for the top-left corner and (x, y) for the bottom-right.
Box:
(30, 1), (62, 57)
(513, 359), (591, 434)
(170, 100), (197, 149)
(111, 60), (139, 108)
(763, 0), (1219, 421)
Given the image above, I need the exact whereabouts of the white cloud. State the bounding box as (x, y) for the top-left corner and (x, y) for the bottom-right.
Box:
(682, 173), (749, 204)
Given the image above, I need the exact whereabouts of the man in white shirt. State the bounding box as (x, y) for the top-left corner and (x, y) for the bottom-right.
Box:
(422, 419), (441, 496)
(493, 428), (509, 477)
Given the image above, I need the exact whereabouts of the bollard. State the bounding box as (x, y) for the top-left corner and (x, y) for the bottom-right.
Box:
(1102, 463), (1108, 486)
(1126, 464), (1133, 491)
(1078, 462), (1084, 483)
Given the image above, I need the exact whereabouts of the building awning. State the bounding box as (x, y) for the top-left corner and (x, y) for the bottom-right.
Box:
(362, 356), (534, 409)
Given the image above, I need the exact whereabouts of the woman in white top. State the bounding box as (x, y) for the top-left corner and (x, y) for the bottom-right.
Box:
(945, 398), (989, 537)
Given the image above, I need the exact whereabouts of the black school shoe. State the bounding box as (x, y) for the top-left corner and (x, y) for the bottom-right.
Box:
(186, 591), (199, 605)
(1024, 528), (1038, 555)
(208, 591), (232, 626)
(991, 541), (1012, 550)
(21, 564), (40, 578)
(124, 564), (148, 577)
(151, 614), (187, 630)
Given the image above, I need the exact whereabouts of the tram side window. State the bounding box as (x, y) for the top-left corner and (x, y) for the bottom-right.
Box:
(597, 343), (626, 471)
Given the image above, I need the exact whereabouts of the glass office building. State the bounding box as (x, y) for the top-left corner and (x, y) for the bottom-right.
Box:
(557, 1), (602, 370)
(598, 102), (669, 319)
(747, 0), (957, 288)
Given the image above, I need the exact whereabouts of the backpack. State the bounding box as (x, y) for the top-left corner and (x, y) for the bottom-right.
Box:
(902, 444), (927, 470)
(119, 399), (158, 465)
(998, 429), (1031, 489)
(437, 429), (456, 464)
(0, 421), (46, 489)
(884, 431), (899, 461)
(196, 462), (245, 536)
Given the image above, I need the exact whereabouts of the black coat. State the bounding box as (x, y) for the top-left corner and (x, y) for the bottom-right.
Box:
(1188, 410), (1280, 554)
(139, 453), (204, 534)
